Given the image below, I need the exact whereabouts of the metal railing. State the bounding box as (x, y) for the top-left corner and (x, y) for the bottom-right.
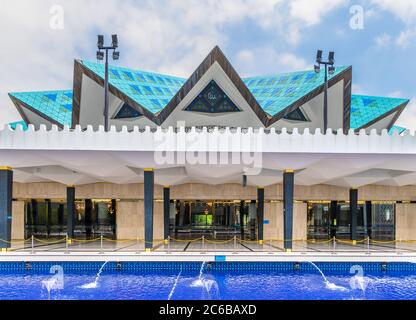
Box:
(0, 235), (414, 254)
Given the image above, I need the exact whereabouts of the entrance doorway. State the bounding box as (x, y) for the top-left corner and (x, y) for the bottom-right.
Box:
(307, 201), (395, 241)
(170, 200), (258, 240)
(24, 199), (117, 239)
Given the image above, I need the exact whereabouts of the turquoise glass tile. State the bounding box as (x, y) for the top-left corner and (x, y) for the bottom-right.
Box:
(9, 90), (73, 126)
(350, 95), (408, 129)
(82, 61), (186, 114)
(243, 66), (349, 116)
(8, 121), (28, 130)
(389, 125), (406, 135)
(7, 62), (409, 131)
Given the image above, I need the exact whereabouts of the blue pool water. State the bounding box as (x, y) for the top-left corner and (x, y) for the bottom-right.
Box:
(0, 262), (415, 300)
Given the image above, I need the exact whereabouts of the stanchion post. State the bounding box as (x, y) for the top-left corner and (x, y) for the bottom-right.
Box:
(202, 236), (205, 252)
(100, 235), (104, 254)
(136, 236), (139, 255)
(233, 236), (237, 253)
(332, 237), (336, 254)
(65, 234), (69, 254)
(31, 235), (34, 255)
(167, 236), (171, 254)
(367, 237), (370, 255)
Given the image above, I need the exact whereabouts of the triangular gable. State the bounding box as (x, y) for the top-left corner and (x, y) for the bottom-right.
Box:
(350, 95), (409, 130)
(9, 90), (73, 127)
(158, 46), (271, 126)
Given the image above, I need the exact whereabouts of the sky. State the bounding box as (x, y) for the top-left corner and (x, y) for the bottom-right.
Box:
(1, 0), (416, 129)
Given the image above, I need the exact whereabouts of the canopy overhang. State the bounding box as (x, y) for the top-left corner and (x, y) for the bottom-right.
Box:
(1, 125), (415, 188)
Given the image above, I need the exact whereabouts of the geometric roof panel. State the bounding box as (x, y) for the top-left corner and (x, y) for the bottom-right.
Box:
(8, 120), (28, 130)
(243, 66), (349, 116)
(350, 95), (409, 129)
(9, 90), (73, 126)
(388, 125), (406, 135)
(81, 61), (186, 114)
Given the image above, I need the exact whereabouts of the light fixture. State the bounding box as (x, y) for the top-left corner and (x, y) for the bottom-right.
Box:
(328, 51), (335, 65)
(96, 51), (104, 60)
(95, 34), (121, 132)
(313, 49), (336, 133)
(97, 35), (104, 49)
(316, 50), (323, 63)
(112, 34), (119, 48)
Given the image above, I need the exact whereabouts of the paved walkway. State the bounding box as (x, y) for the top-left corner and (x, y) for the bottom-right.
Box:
(4, 239), (416, 254)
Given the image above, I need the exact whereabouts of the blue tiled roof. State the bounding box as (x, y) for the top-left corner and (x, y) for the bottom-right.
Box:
(243, 66), (349, 116)
(82, 61), (186, 114)
(350, 95), (408, 129)
(389, 125), (406, 135)
(8, 63), (409, 130)
(9, 90), (73, 126)
(8, 121), (28, 130)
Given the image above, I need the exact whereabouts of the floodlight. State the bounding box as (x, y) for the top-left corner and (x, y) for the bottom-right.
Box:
(112, 34), (118, 48)
(96, 51), (104, 60)
(316, 50), (323, 63)
(328, 51), (335, 65)
(97, 35), (104, 49)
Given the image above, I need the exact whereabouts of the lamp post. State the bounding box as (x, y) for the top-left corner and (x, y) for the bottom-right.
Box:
(314, 50), (335, 133)
(96, 34), (120, 132)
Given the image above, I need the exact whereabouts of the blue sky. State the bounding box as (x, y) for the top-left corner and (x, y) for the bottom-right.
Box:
(1, 0), (416, 128)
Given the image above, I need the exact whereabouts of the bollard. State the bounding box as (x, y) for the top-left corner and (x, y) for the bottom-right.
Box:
(136, 237), (140, 255)
(100, 235), (104, 254)
(332, 237), (336, 254)
(65, 234), (69, 254)
(233, 236), (237, 253)
(367, 237), (370, 255)
(167, 236), (171, 254)
(31, 235), (34, 255)
(202, 236), (205, 252)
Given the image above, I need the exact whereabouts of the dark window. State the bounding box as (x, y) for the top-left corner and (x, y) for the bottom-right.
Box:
(284, 108), (308, 121)
(113, 103), (142, 119)
(185, 80), (240, 113)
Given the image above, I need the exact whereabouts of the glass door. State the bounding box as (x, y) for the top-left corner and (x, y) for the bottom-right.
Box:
(307, 202), (330, 240)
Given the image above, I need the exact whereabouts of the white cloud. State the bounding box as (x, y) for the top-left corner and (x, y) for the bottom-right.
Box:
(371, 0), (416, 48)
(374, 33), (391, 47)
(395, 28), (416, 48)
(371, 0), (416, 24)
(235, 48), (309, 77)
(289, 0), (347, 26)
(0, 0), (346, 126)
